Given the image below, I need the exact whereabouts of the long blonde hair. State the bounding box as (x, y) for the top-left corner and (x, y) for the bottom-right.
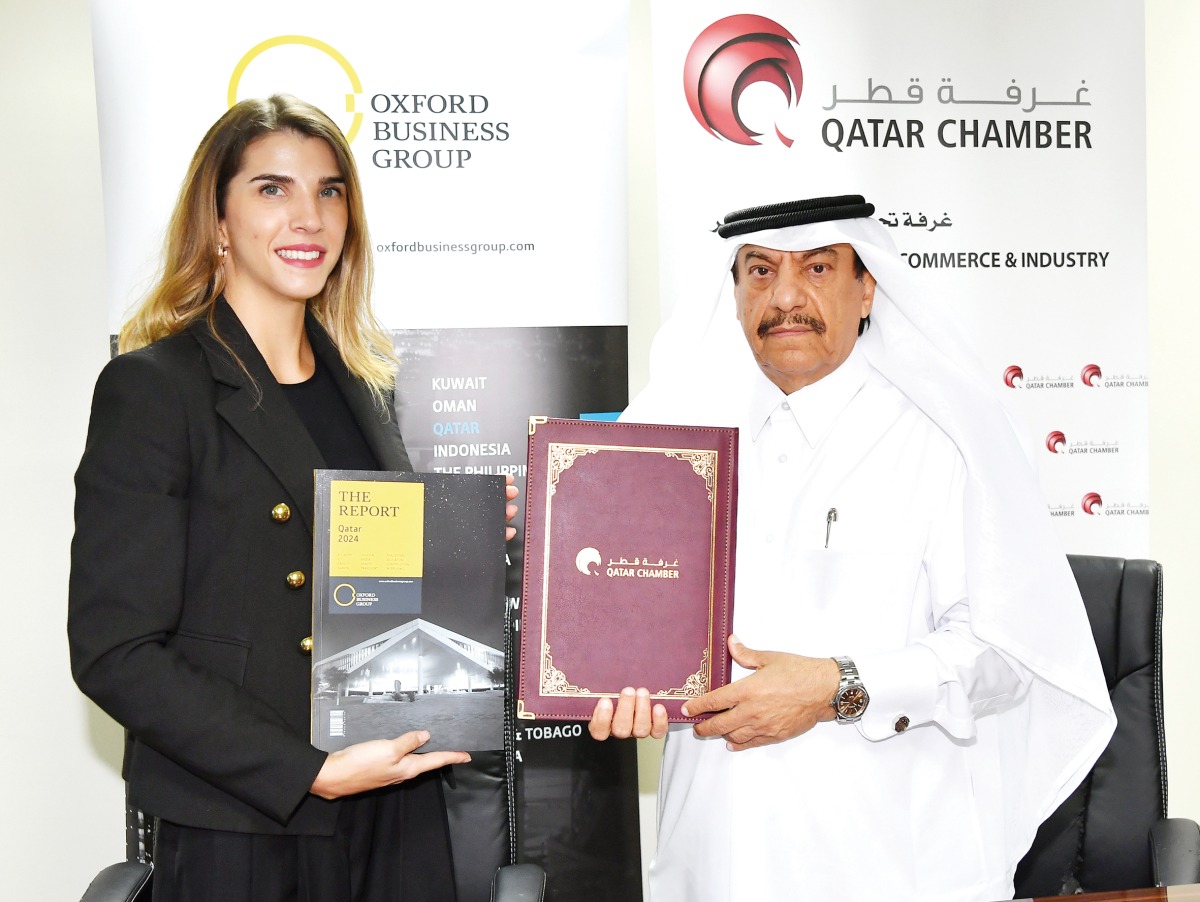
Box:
(119, 94), (396, 402)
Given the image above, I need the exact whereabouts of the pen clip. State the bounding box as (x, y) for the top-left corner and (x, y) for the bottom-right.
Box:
(825, 508), (838, 549)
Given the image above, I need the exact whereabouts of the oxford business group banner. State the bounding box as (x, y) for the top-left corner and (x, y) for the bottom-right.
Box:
(649, 0), (1148, 555)
(89, 2), (639, 899)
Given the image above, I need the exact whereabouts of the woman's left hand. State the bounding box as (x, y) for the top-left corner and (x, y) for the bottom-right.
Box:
(310, 731), (470, 799)
(505, 473), (520, 541)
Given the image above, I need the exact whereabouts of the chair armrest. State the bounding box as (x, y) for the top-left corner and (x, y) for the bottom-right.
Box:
(1151, 818), (1200, 887)
(491, 863), (546, 902)
(80, 861), (152, 902)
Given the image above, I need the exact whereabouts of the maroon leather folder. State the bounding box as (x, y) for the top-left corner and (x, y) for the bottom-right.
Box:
(518, 417), (737, 722)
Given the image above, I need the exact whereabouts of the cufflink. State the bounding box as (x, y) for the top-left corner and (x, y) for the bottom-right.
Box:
(893, 715), (910, 733)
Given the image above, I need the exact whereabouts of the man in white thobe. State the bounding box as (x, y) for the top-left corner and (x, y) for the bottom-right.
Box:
(591, 196), (1115, 901)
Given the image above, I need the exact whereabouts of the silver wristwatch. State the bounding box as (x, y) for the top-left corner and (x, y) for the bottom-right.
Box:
(830, 656), (869, 723)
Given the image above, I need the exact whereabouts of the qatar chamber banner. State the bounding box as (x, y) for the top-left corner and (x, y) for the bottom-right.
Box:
(649, 0), (1148, 556)
(90, 2), (639, 899)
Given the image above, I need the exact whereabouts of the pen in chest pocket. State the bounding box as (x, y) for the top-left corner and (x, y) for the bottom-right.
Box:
(825, 508), (838, 548)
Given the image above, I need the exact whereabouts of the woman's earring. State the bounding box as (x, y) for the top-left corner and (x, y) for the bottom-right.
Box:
(216, 244), (227, 259)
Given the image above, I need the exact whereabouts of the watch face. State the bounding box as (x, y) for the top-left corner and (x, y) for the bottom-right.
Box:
(836, 686), (869, 718)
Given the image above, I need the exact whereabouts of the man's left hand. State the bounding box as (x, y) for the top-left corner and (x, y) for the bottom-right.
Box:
(681, 635), (840, 751)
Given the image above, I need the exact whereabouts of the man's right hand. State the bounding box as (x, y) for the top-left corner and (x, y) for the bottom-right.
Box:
(588, 686), (668, 740)
(310, 731), (470, 799)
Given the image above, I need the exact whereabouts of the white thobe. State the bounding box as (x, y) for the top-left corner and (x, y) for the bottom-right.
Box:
(649, 346), (1031, 902)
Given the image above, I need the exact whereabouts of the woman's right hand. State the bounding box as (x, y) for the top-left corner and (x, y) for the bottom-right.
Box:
(310, 731), (470, 799)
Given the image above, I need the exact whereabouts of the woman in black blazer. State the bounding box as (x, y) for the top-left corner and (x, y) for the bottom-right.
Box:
(68, 95), (515, 902)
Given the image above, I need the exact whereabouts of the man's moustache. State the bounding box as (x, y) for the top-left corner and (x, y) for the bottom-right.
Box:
(757, 312), (826, 339)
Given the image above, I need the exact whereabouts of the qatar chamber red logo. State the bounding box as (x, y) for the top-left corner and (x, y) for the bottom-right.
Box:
(683, 14), (802, 147)
(1003, 365), (1024, 388)
(1081, 492), (1103, 515)
(1046, 431), (1066, 453)
(1081, 363), (1102, 387)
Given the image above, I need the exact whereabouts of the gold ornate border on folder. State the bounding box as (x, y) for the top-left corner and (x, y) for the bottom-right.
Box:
(539, 443), (719, 701)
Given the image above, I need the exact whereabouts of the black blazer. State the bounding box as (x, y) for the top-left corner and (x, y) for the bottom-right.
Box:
(68, 301), (411, 835)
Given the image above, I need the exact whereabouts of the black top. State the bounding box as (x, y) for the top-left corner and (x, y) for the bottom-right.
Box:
(280, 352), (381, 471)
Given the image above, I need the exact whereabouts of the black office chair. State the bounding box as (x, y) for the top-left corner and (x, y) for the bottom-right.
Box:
(1014, 555), (1200, 896)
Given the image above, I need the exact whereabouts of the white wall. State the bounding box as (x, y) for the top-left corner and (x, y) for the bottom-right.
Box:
(0, 0), (129, 895)
(1, 1), (1195, 897)
(1146, 0), (1200, 826)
